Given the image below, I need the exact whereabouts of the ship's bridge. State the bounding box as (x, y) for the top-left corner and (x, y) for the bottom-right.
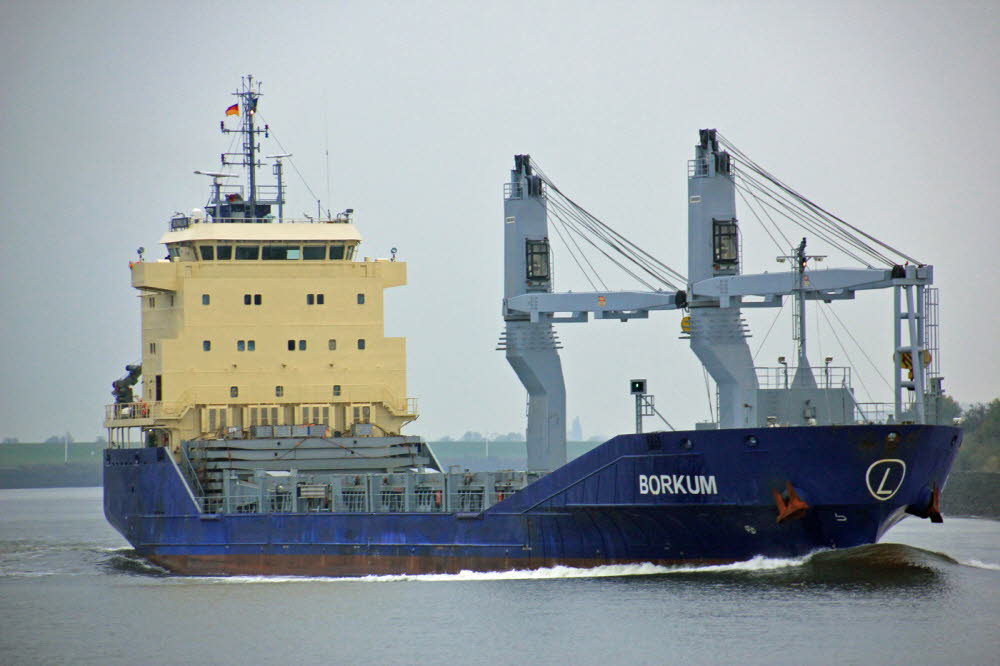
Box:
(158, 222), (363, 263)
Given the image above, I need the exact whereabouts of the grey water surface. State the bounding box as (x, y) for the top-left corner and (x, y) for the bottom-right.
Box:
(1, 487), (997, 665)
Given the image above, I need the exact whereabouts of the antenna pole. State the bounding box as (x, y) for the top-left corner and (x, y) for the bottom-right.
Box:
(795, 237), (808, 368)
(245, 75), (257, 220)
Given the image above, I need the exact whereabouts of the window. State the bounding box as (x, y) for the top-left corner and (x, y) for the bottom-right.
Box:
(307, 294), (315, 305)
(254, 294), (261, 305)
(262, 245), (300, 260)
(712, 218), (739, 266)
(247, 340), (255, 351)
(357, 339), (366, 350)
(148, 297), (155, 308)
(202, 294), (210, 305)
(203, 340), (211, 351)
(199, 245), (214, 260)
(275, 386), (284, 397)
(357, 293), (365, 305)
(230, 386), (238, 398)
(235, 245), (259, 260)
(303, 246), (325, 260)
(216, 245), (233, 260)
(168, 295), (174, 307)
(307, 293), (325, 305)
(328, 339), (337, 350)
(346, 245), (355, 260)
(244, 294), (252, 305)
(149, 342), (156, 354)
(288, 339), (295, 351)
(298, 339), (306, 351)
(525, 239), (550, 280)
(330, 244), (345, 260)
(155, 375), (162, 401)
(333, 385), (341, 397)
(316, 294), (324, 305)
(237, 340), (245, 352)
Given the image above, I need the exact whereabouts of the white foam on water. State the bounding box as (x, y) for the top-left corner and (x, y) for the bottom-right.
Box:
(960, 558), (1000, 571)
(188, 555), (811, 585)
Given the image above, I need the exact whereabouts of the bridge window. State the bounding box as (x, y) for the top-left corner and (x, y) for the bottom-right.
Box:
(262, 245), (300, 260)
(713, 219), (739, 266)
(303, 246), (326, 260)
(235, 245), (259, 260)
(330, 244), (345, 260)
(216, 245), (233, 260)
(526, 239), (550, 280)
(199, 245), (214, 260)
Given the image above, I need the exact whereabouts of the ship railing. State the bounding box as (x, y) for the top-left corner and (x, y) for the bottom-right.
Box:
(854, 402), (897, 424)
(193, 471), (533, 516)
(688, 158), (710, 178)
(171, 385), (417, 418)
(104, 402), (157, 422)
(754, 366), (852, 390)
(104, 400), (191, 423)
(177, 444), (208, 510)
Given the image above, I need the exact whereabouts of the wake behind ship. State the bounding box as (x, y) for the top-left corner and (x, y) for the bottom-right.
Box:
(103, 78), (959, 576)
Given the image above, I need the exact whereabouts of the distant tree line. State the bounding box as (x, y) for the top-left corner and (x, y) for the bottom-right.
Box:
(955, 399), (1000, 472)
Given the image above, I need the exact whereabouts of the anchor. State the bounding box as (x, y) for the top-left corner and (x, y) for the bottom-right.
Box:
(772, 481), (810, 524)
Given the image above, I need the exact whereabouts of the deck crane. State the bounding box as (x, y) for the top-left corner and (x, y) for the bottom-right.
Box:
(500, 131), (936, 471)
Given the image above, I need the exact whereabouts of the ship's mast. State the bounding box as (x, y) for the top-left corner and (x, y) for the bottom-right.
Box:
(221, 75), (268, 221)
(794, 237), (808, 369)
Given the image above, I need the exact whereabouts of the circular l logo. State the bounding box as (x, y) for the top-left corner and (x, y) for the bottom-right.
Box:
(865, 459), (906, 501)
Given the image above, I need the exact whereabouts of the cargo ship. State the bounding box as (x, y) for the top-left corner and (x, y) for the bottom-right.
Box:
(103, 77), (959, 575)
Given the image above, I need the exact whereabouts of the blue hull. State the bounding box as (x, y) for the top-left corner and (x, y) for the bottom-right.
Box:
(104, 424), (960, 575)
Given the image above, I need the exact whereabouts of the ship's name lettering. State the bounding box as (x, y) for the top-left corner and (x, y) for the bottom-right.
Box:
(638, 474), (718, 496)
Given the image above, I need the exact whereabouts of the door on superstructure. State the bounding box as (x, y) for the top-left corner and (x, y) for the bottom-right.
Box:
(155, 375), (162, 401)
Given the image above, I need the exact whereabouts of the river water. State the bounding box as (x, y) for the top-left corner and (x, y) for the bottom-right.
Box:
(1, 487), (997, 665)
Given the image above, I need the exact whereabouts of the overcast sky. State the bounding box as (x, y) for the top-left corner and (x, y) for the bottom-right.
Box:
(1, 1), (997, 442)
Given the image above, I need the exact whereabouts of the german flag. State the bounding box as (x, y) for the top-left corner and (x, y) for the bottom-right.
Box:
(225, 103), (239, 117)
